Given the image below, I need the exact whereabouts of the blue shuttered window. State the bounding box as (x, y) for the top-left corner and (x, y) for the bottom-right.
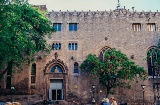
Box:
(74, 62), (79, 74)
(69, 23), (78, 31)
(68, 43), (78, 50)
(52, 43), (62, 50)
(53, 23), (62, 31)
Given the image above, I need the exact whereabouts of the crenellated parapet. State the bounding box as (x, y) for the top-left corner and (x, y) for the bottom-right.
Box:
(48, 9), (160, 21)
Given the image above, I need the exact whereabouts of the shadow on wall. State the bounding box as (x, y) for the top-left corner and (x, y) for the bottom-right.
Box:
(14, 78), (29, 94)
(67, 91), (90, 104)
(0, 78), (29, 95)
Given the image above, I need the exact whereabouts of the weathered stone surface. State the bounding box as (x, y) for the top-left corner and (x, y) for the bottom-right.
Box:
(1, 8), (160, 104)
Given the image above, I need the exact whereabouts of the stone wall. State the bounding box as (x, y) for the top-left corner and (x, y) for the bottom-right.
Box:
(1, 8), (160, 104)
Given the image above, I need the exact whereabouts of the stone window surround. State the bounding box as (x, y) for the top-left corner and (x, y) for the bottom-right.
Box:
(131, 22), (158, 31)
(53, 23), (62, 31)
(147, 47), (158, 77)
(132, 23), (142, 31)
(52, 42), (62, 50)
(147, 23), (156, 31)
(31, 63), (36, 89)
(68, 42), (78, 50)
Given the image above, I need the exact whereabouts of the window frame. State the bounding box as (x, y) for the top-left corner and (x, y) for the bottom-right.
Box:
(74, 62), (79, 74)
(132, 23), (142, 31)
(31, 76), (36, 83)
(99, 47), (111, 61)
(31, 63), (36, 84)
(68, 43), (78, 50)
(147, 47), (159, 77)
(52, 43), (62, 50)
(53, 23), (62, 31)
(69, 23), (78, 31)
(147, 23), (156, 31)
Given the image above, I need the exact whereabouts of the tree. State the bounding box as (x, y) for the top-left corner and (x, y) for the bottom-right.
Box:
(80, 48), (147, 97)
(0, 0), (55, 79)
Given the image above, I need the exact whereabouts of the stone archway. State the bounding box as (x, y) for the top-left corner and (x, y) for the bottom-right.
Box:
(43, 58), (68, 101)
(99, 46), (111, 61)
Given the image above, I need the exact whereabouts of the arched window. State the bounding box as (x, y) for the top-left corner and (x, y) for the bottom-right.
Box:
(52, 43), (62, 50)
(68, 43), (78, 50)
(55, 43), (59, 50)
(72, 43), (74, 50)
(68, 43), (71, 50)
(99, 52), (103, 61)
(75, 43), (78, 50)
(59, 43), (61, 49)
(74, 62), (79, 74)
(147, 47), (159, 76)
(31, 63), (36, 84)
(52, 43), (55, 49)
(99, 47), (111, 61)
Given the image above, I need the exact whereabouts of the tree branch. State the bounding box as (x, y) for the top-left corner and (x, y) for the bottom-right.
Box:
(0, 60), (13, 77)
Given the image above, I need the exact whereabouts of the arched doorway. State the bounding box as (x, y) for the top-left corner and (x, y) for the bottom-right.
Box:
(43, 59), (68, 101)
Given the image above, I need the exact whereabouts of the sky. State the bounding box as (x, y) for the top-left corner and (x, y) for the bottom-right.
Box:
(28, 0), (160, 12)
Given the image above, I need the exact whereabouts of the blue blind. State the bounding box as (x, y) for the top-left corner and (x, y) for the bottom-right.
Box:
(53, 24), (57, 31)
(55, 43), (59, 50)
(68, 43), (71, 50)
(74, 69), (78, 73)
(69, 23), (77, 31)
(53, 23), (61, 31)
(69, 24), (73, 31)
(72, 43), (74, 50)
(74, 24), (77, 31)
(74, 62), (79, 73)
(58, 24), (61, 31)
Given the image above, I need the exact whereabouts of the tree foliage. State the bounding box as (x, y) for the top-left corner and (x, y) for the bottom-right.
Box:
(80, 48), (147, 97)
(0, 0), (54, 78)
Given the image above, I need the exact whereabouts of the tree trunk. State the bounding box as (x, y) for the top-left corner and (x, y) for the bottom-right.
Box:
(106, 87), (111, 98)
(0, 60), (13, 79)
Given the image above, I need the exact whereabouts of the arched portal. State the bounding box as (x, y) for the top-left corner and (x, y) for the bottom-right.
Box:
(99, 46), (111, 61)
(43, 59), (68, 101)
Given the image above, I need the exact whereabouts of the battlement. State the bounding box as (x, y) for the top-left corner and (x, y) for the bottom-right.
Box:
(48, 9), (160, 20)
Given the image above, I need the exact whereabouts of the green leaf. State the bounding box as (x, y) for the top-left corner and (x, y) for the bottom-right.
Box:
(80, 48), (147, 96)
(0, 0), (54, 79)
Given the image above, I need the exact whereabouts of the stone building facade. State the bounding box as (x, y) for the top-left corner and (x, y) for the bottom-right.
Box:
(1, 7), (160, 104)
